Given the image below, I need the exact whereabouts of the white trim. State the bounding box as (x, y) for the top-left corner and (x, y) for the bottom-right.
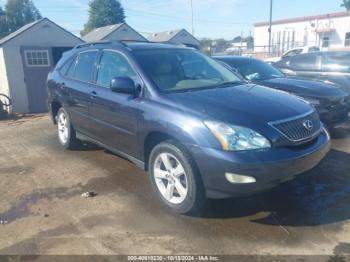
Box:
(24, 50), (50, 67)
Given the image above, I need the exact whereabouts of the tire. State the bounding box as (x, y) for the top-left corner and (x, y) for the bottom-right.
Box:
(149, 140), (206, 214)
(56, 107), (79, 149)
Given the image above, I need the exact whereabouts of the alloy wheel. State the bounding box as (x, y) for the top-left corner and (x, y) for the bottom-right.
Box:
(153, 153), (188, 205)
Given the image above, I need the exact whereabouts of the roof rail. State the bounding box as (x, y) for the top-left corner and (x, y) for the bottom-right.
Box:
(74, 41), (126, 49)
(74, 40), (194, 50)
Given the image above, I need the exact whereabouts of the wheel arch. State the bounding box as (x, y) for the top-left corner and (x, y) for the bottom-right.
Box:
(143, 131), (181, 171)
(50, 100), (62, 124)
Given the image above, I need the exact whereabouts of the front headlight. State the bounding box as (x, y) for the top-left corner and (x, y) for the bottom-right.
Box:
(301, 97), (321, 106)
(204, 121), (271, 151)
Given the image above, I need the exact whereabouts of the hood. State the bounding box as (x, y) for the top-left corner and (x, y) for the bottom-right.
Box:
(257, 77), (346, 99)
(164, 84), (312, 128)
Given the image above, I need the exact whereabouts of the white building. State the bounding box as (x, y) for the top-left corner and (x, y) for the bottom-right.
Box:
(254, 11), (350, 55)
(0, 18), (83, 113)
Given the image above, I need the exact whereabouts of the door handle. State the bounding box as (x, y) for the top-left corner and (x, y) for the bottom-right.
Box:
(90, 91), (98, 99)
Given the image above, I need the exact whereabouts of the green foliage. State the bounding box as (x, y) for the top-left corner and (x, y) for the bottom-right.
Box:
(5, 0), (42, 34)
(81, 0), (125, 36)
(232, 36), (242, 43)
(341, 0), (350, 10)
(0, 6), (9, 38)
(0, 6), (4, 16)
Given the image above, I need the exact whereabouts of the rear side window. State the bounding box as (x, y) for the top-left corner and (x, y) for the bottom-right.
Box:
(59, 57), (75, 76)
(74, 51), (98, 82)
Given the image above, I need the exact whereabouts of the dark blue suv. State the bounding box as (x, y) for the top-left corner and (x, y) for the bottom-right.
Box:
(47, 42), (330, 214)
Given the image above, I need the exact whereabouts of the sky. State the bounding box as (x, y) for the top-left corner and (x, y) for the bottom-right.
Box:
(0, 0), (346, 39)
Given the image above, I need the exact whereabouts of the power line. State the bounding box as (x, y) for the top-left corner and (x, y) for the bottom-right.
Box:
(35, 6), (252, 27)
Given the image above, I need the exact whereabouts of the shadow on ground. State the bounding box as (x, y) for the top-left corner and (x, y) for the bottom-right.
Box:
(197, 149), (350, 227)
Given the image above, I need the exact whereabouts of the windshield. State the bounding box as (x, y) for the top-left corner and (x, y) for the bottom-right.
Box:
(133, 49), (241, 92)
(231, 59), (284, 81)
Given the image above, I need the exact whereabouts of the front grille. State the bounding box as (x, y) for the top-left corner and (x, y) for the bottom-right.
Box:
(270, 111), (321, 142)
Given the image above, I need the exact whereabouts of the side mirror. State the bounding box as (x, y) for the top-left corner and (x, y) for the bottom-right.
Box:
(110, 77), (136, 95)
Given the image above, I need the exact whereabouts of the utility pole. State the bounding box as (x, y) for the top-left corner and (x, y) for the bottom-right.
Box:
(190, 0), (194, 35)
(268, 0), (273, 54)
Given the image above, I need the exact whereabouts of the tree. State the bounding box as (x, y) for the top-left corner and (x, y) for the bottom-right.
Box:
(341, 0), (350, 10)
(0, 6), (8, 38)
(81, 0), (125, 36)
(232, 36), (242, 43)
(5, 0), (41, 33)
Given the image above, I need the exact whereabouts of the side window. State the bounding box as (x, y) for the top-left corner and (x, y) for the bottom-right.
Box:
(345, 32), (350, 46)
(288, 54), (317, 70)
(308, 47), (320, 52)
(96, 51), (136, 87)
(74, 51), (98, 82)
(287, 49), (302, 56)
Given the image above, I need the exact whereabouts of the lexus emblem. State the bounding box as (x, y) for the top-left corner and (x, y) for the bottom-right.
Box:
(303, 120), (314, 131)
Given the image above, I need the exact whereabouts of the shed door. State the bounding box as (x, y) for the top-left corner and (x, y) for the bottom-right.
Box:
(21, 47), (52, 113)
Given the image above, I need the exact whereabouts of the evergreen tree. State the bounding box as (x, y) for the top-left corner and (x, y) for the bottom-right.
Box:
(5, 0), (42, 33)
(81, 0), (125, 36)
(0, 6), (8, 38)
(341, 0), (350, 10)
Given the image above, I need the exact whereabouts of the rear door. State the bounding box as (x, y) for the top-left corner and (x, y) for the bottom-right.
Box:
(320, 52), (350, 93)
(89, 50), (141, 156)
(62, 50), (99, 136)
(287, 53), (322, 79)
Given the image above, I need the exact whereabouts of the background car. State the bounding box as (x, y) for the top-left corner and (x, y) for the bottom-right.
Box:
(215, 55), (350, 127)
(274, 51), (350, 95)
(264, 46), (320, 63)
(282, 46), (320, 58)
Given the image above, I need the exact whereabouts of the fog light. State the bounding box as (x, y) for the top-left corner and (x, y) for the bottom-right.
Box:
(225, 173), (256, 184)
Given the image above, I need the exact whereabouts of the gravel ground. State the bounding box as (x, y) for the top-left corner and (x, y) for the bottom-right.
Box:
(0, 115), (349, 259)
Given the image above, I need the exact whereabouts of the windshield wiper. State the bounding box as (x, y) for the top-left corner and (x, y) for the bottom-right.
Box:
(214, 81), (242, 88)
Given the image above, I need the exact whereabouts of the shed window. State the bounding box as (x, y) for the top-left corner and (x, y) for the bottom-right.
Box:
(24, 50), (50, 67)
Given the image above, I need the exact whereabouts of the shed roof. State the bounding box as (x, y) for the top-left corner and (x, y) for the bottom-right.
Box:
(0, 18), (83, 46)
(82, 23), (147, 42)
(148, 29), (200, 46)
(148, 29), (183, 42)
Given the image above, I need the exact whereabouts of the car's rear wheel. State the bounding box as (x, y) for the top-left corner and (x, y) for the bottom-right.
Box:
(149, 141), (205, 214)
(57, 107), (79, 149)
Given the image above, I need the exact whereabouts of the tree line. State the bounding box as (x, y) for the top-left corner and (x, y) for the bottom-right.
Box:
(0, 0), (349, 40)
(0, 0), (125, 39)
(0, 0), (41, 38)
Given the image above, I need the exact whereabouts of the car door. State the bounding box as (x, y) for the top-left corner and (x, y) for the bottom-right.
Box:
(320, 52), (350, 94)
(278, 53), (321, 80)
(89, 49), (141, 156)
(62, 50), (99, 136)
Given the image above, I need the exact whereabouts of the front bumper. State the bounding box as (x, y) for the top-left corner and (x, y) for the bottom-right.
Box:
(187, 128), (330, 199)
(317, 105), (349, 126)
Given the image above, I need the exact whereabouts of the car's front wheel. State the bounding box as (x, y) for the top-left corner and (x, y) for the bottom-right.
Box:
(56, 107), (79, 149)
(149, 141), (205, 214)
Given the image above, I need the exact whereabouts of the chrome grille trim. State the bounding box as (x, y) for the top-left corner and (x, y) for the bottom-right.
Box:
(268, 110), (322, 143)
